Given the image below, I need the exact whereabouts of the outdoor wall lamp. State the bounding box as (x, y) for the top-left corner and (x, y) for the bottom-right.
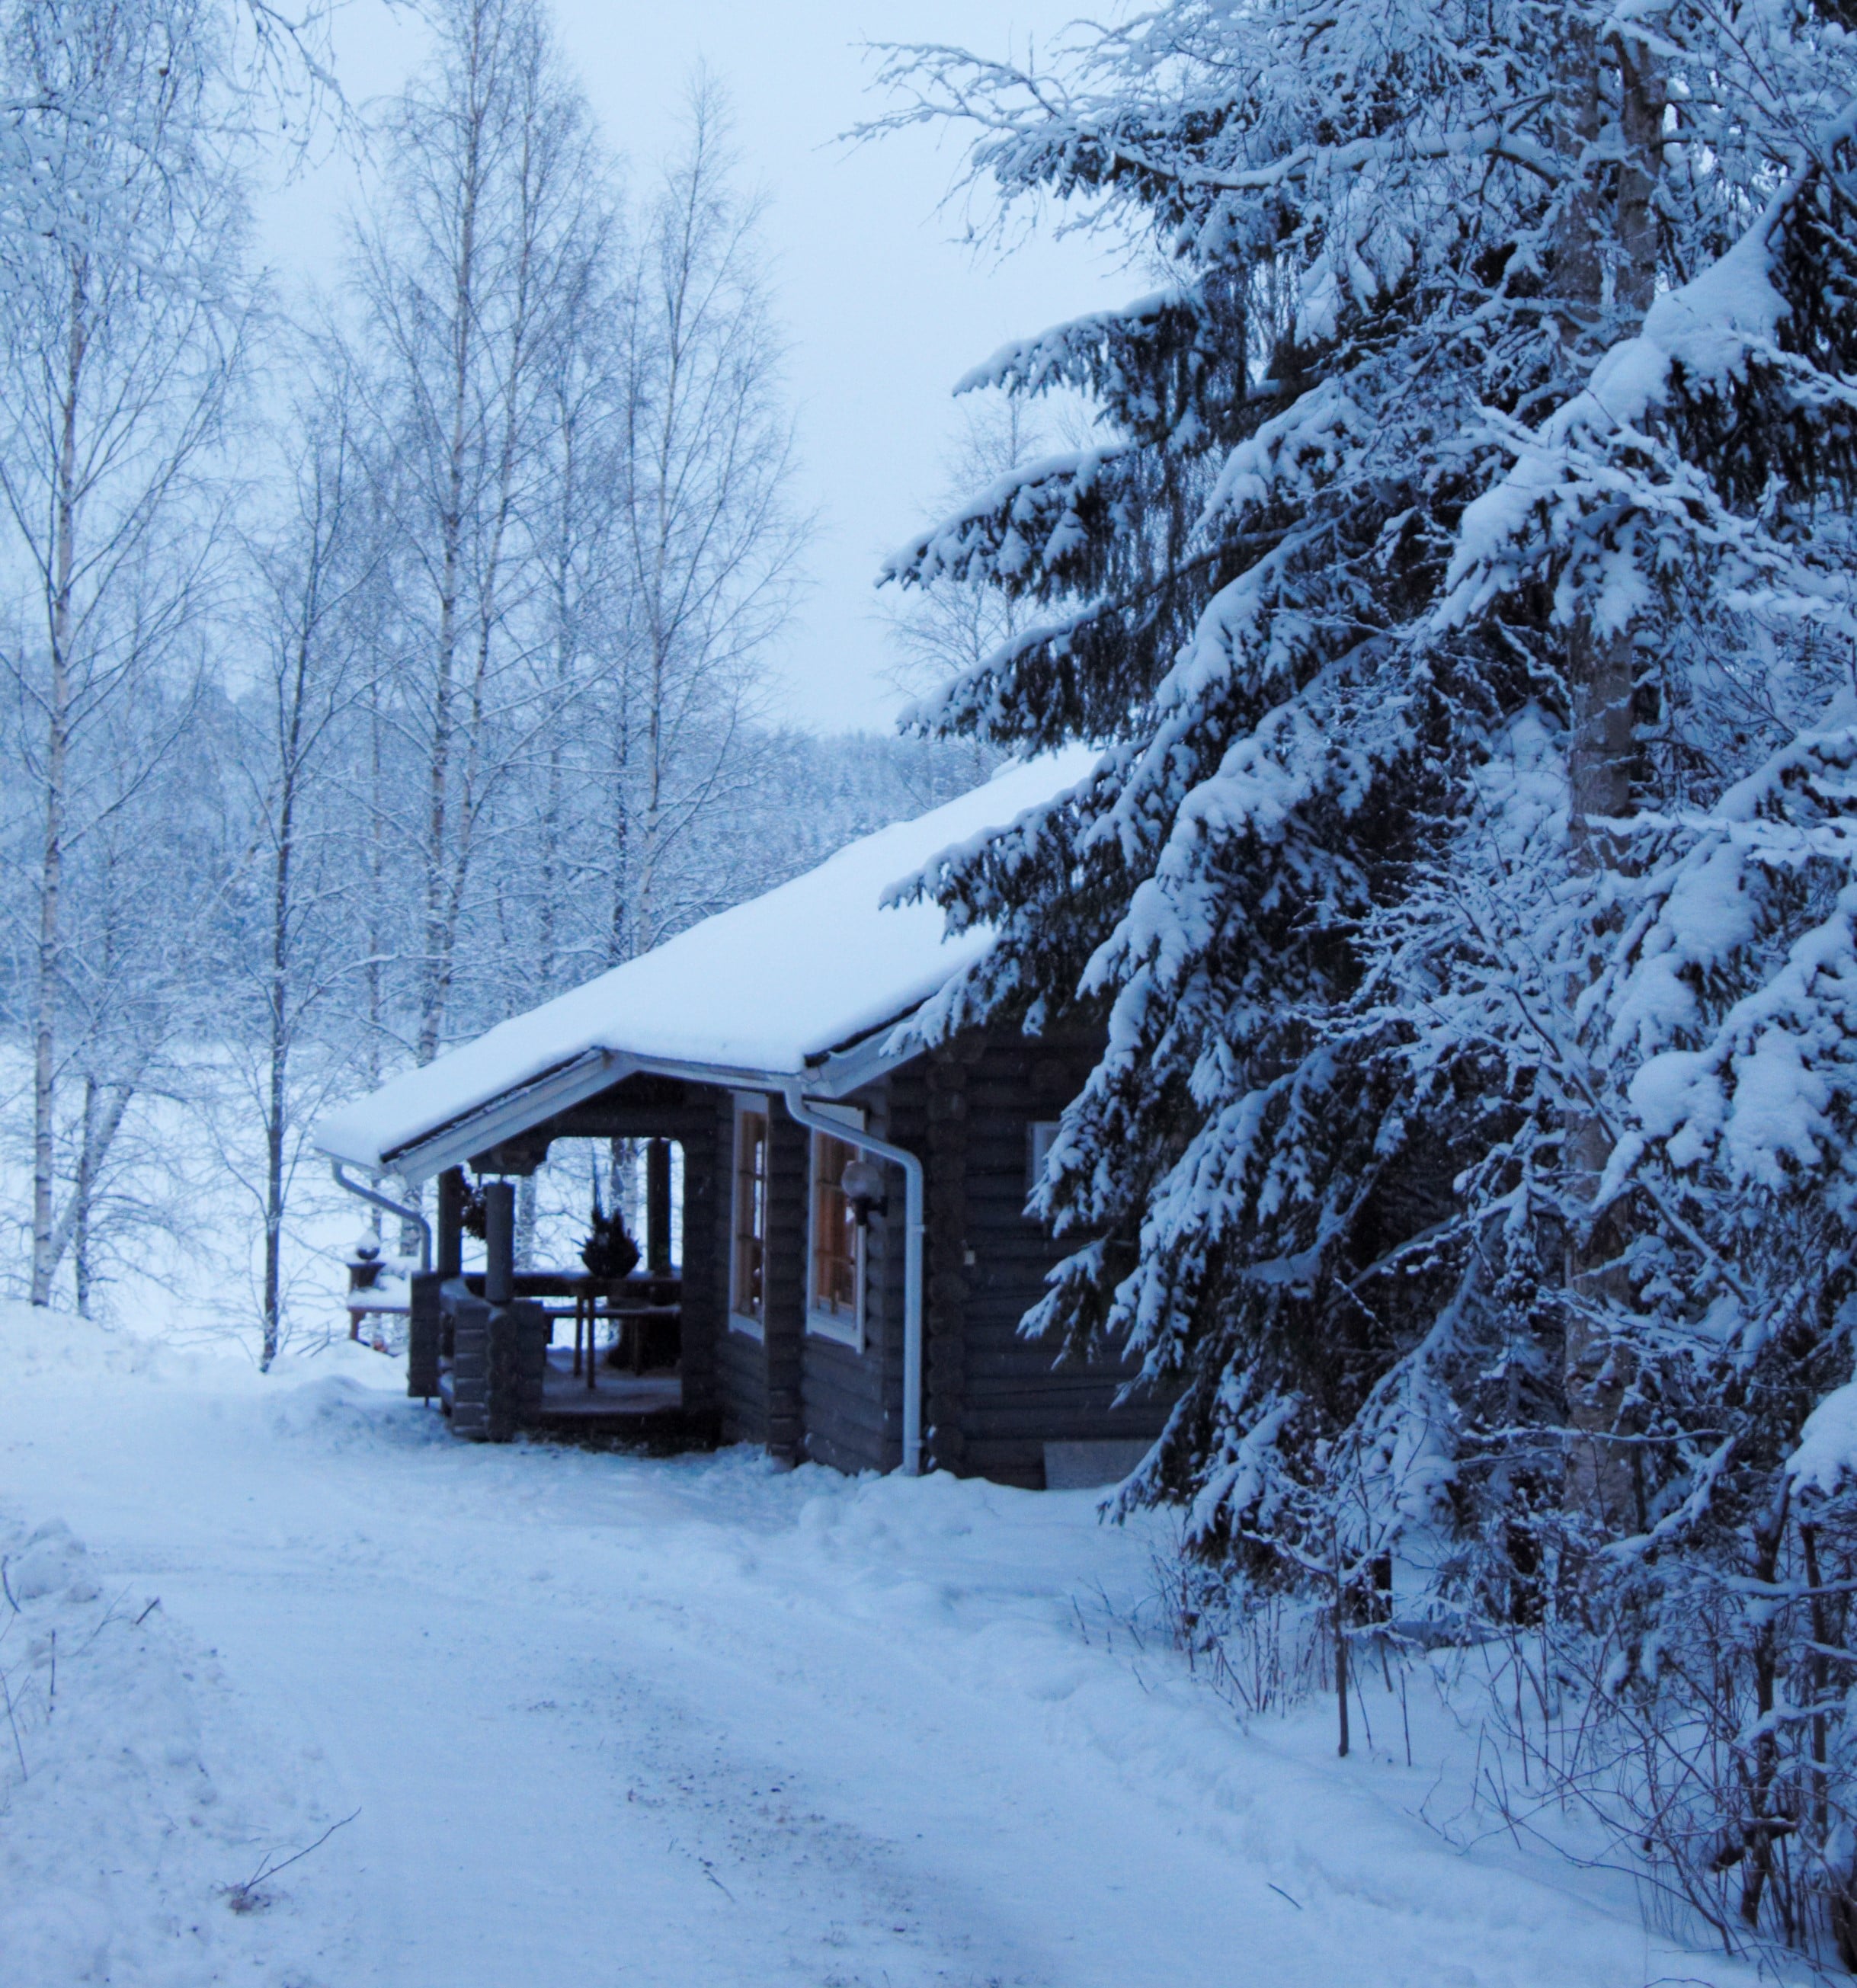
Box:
(841, 1157), (888, 1227)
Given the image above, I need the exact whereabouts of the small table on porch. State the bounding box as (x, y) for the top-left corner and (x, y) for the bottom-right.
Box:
(460, 1269), (682, 1390)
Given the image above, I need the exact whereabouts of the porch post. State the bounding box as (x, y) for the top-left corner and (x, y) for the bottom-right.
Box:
(481, 1179), (533, 1443)
(646, 1138), (673, 1273)
(483, 1180), (515, 1304)
(437, 1167), (466, 1279)
(406, 1272), (442, 1401)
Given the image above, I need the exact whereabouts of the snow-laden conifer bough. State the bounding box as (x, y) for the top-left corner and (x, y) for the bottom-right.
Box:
(867, 0), (1857, 1966)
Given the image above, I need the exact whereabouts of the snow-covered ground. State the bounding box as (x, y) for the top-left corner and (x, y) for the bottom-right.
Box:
(0, 1301), (1768, 1988)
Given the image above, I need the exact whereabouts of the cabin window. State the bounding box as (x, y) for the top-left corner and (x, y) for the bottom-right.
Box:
(807, 1129), (865, 1347)
(1027, 1120), (1062, 1211)
(730, 1096), (770, 1336)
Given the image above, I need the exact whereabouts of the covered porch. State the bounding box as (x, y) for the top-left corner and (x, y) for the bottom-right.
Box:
(400, 1073), (728, 1448)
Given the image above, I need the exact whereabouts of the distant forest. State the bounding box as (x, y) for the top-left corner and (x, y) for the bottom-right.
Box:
(0, 0), (993, 1346)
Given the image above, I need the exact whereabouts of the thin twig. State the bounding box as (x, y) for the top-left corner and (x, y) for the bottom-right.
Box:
(0, 1660), (27, 1782)
(72, 1588), (139, 1656)
(227, 1807), (360, 1906)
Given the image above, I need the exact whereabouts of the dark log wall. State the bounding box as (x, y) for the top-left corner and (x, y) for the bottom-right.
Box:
(714, 1303), (768, 1444)
(933, 1032), (1164, 1489)
(785, 1029), (1164, 1486)
(920, 1041), (977, 1477)
(762, 1102), (808, 1464)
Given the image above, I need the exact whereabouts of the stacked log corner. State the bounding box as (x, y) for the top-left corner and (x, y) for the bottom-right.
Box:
(485, 1301), (548, 1442)
(407, 1271), (443, 1399)
(447, 1294), (546, 1442)
(448, 1293), (492, 1439)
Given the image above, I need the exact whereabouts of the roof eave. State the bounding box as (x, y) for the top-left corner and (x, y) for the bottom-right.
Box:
(354, 1023), (930, 1186)
(352, 1048), (635, 1185)
(800, 1016), (924, 1098)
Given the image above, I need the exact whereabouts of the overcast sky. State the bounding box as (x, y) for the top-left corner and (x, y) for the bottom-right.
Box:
(258, 1), (1135, 733)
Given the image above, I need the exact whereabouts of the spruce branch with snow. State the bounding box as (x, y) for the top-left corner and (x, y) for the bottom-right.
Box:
(879, 0), (1857, 1956)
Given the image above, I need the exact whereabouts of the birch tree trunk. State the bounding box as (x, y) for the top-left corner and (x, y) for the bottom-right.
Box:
(235, 362), (373, 1365)
(616, 78), (800, 958)
(360, 0), (601, 1066)
(1560, 23), (1664, 1531)
(418, 2), (490, 1068)
(30, 262), (85, 1306)
(260, 566), (311, 1367)
(0, 4), (248, 1311)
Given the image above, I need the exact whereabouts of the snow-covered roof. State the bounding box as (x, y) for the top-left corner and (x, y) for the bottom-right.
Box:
(313, 751), (1094, 1176)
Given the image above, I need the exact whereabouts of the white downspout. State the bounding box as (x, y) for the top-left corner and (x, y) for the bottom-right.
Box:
(782, 1085), (925, 1477)
(330, 1160), (433, 1274)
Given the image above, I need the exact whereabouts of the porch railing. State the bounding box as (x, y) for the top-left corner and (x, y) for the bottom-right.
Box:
(408, 1269), (682, 1438)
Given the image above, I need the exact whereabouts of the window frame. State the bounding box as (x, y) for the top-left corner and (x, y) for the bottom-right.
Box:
(728, 1093), (771, 1338)
(805, 1105), (867, 1350)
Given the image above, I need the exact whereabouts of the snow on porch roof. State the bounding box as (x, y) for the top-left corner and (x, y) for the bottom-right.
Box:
(312, 748), (1097, 1176)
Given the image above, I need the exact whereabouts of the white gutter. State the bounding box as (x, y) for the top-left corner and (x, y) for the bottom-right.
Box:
(782, 1084), (925, 1478)
(330, 1160), (432, 1273)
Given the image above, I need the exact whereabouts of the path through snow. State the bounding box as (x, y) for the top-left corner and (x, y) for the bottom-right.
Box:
(0, 1308), (1763, 1986)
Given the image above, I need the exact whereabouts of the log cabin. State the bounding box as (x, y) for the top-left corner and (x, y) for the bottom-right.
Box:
(312, 754), (1164, 1490)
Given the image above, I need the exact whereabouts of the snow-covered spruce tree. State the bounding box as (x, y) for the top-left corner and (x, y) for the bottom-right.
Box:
(879, 2), (1857, 1956)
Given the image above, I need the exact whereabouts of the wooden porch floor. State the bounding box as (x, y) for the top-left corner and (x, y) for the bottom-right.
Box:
(538, 1346), (682, 1418)
(527, 1346), (701, 1448)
